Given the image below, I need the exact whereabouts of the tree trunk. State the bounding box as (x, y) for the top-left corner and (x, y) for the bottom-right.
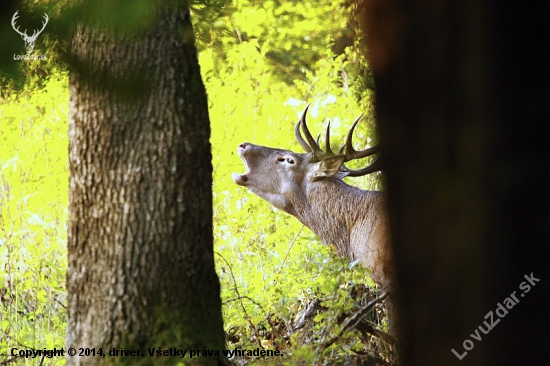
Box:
(359, 0), (550, 364)
(66, 4), (226, 365)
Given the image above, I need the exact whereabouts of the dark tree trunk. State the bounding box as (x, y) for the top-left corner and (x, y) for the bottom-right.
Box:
(66, 4), (226, 365)
(358, 0), (550, 365)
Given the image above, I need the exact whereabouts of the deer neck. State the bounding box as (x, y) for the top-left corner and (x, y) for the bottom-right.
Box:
(288, 178), (370, 258)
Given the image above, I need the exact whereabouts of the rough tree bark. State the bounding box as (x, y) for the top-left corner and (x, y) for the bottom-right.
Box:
(66, 4), (226, 365)
(358, 0), (550, 365)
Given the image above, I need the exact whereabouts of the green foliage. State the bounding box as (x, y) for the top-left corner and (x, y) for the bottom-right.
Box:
(1, 0), (389, 364)
(203, 7), (388, 360)
(192, 0), (357, 85)
(1, 71), (69, 365)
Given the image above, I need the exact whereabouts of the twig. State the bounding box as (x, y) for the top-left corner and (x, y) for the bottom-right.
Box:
(215, 251), (262, 347)
(321, 291), (395, 350)
(223, 296), (265, 313)
(274, 225), (305, 279)
(285, 298), (321, 338)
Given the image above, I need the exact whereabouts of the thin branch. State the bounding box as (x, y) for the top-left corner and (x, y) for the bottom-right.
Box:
(285, 298), (320, 338)
(215, 251), (263, 348)
(320, 291), (395, 350)
(223, 296), (265, 313)
(274, 224), (305, 279)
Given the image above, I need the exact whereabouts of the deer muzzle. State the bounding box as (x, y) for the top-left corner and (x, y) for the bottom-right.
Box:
(232, 143), (251, 186)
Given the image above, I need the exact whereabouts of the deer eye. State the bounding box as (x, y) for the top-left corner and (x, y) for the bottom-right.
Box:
(286, 158), (295, 164)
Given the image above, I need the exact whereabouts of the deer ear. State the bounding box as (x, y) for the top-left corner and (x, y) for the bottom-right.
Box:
(312, 155), (346, 179)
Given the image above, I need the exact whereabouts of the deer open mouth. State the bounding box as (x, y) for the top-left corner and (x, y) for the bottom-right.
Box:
(232, 144), (250, 185)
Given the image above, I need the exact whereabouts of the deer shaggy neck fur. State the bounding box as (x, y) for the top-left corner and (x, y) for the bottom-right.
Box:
(287, 177), (392, 286)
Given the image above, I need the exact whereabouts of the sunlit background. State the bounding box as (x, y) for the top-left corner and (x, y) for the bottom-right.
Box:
(1, 1), (386, 363)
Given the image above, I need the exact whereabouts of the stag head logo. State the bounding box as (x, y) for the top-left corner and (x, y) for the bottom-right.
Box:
(11, 11), (49, 54)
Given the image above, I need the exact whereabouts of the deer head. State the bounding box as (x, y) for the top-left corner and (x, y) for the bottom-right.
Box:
(232, 105), (382, 216)
(12, 11), (49, 54)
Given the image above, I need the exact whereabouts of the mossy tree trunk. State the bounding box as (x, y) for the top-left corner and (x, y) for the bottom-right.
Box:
(66, 3), (226, 365)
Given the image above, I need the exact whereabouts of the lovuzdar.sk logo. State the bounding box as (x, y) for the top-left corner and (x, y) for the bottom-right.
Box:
(11, 10), (49, 60)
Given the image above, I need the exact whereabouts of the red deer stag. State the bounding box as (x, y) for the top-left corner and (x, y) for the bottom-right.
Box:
(232, 105), (395, 336)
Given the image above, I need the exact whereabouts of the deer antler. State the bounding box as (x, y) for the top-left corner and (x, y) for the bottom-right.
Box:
(339, 115), (382, 176)
(295, 104), (323, 155)
(11, 11), (27, 38)
(27, 13), (49, 39)
(295, 105), (339, 161)
(295, 105), (382, 176)
(37, 13), (49, 36)
(11, 12), (48, 39)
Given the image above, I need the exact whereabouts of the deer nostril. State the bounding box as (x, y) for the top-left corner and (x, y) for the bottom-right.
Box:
(239, 143), (247, 149)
